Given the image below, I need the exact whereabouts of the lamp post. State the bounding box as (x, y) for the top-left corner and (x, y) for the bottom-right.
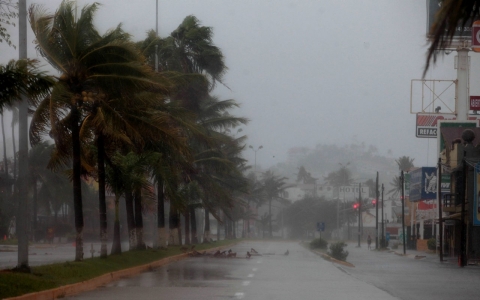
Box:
(249, 145), (263, 175)
(248, 145), (263, 238)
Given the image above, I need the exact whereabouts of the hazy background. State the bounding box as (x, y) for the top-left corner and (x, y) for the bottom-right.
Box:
(0, 0), (475, 170)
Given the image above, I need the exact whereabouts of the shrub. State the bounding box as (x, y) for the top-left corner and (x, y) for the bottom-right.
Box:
(427, 238), (436, 250)
(309, 237), (328, 250)
(328, 241), (349, 261)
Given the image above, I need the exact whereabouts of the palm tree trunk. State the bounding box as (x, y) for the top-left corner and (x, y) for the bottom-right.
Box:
(190, 205), (198, 244)
(1, 114), (7, 175)
(269, 198), (272, 238)
(111, 195), (122, 255)
(71, 105), (84, 261)
(125, 189), (136, 250)
(224, 215), (228, 239)
(169, 204), (180, 245)
(96, 134), (107, 258)
(184, 209), (190, 245)
(217, 210), (221, 241)
(11, 118), (16, 180)
(33, 177), (37, 242)
(156, 181), (167, 248)
(134, 187), (145, 249)
(203, 208), (210, 243)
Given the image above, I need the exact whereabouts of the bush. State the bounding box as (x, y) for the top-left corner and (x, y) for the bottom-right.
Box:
(328, 241), (349, 261)
(309, 237), (328, 250)
(427, 238), (436, 250)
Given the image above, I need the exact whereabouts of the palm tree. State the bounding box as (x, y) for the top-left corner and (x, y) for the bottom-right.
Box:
(395, 156), (414, 172)
(0, 58), (53, 270)
(261, 170), (288, 238)
(425, 0), (480, 74)
(0, 59), (52, 110)
(29, 1), (162, 261)
(0, 0), (17, 49)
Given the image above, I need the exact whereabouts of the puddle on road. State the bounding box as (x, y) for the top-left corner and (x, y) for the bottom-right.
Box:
(107, 258), (238, 288)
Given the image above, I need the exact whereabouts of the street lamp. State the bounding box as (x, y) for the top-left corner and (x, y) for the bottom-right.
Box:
(247, 145), (263, 238)
(249, 145), (263, 176)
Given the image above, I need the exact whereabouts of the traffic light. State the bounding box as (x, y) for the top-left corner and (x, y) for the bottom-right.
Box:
(352, 202), (359, 210)
(372, 199), (377, 207)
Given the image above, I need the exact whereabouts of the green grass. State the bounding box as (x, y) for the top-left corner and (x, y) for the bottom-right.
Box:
(0, 240), (236, 299)
(0, 239), (18, 245)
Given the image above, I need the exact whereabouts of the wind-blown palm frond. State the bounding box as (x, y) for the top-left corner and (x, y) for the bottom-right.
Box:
(0, 59), (54, 112)
(425, 0), (480, 75)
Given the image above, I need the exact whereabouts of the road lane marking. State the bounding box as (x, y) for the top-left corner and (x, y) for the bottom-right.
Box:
(242, 281), (251, 286)
(256, 260), (262, 263)
(234, 292), (245, 299)
(247, 273), (254, 278)
(252, 268), (258, 272)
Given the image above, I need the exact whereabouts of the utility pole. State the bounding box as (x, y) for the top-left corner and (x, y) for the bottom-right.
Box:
(248, 145), (263, 238)
(460, 152), (467, 266)
(437, 157), (443, 262)
(357, 183), (362, 247)
(401, 171), (406, 255)
(375, 172), (379, 249)
(381, 184), (384, 248)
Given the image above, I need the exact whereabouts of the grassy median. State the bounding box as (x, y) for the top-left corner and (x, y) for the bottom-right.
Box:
(0, 240), (235, 299)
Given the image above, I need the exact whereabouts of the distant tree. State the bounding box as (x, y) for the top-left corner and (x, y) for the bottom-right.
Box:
(296, 166), (316, 184)
(0, 0), (17, 48)
(283, 196), (336, 239)
(260, 170), (289, 238)
(387, 176), (402, 199)
(395, 156), (414, 172)
(324, 163), (352, 198)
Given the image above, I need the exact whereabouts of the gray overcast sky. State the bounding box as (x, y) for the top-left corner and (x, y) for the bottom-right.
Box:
(1, 0), (475, 169)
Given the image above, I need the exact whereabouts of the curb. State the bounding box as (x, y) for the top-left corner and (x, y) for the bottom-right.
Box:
(299, 242), (355, 268)
(5, 244), (231, 300)
(315, 251), (355, 268)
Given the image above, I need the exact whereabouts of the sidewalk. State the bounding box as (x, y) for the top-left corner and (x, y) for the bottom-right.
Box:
(346, 241), (463, 266)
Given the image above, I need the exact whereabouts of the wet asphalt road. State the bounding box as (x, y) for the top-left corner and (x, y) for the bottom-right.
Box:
(344, 242), (480, 300)
(67, 241), (396, 300)
(4, 240), (480, 299)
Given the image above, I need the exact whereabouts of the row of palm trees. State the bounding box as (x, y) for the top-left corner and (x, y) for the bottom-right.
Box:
(1, 0), (251, 265)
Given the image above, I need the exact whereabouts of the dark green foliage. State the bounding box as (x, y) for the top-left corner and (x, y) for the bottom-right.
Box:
(283, 196), (337, 239)
(328, 241), (349, 261)
(427, 238), (436, 251)
(309, 237), (328, 250)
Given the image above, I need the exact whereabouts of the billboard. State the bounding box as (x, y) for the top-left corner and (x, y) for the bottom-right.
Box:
(410, 167), (437, 202)
(427, 0), (472, 39)
(416, 114), (480, 138)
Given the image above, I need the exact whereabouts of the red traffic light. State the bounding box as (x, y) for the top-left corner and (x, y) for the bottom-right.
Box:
(372, 199), (377, 206)
(352, 203), (359, 210)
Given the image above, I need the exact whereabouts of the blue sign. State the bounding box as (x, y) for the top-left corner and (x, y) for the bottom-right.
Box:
(316, 222), (325, 232)
(410, 167), (437, 202)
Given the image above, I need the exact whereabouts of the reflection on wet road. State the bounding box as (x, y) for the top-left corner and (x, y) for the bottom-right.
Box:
(69, 241), (397, 300)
